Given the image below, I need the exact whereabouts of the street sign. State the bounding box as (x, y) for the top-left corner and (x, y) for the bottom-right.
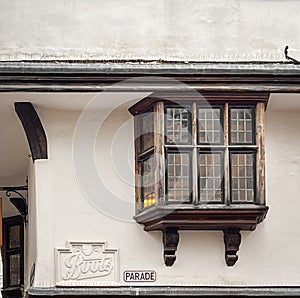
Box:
(123, 270), (156, 282)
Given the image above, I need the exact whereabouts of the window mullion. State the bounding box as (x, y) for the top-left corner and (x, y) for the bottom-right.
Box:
(256, 102), (266, 205)
(134, 116), (142, 212)
(224, 103), (230, 205)
(154, 102), (165, 206)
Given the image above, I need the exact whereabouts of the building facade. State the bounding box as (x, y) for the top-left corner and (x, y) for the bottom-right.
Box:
(0, 1), (300, 297)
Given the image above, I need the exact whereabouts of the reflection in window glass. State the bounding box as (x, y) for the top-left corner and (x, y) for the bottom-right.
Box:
(230, 108), (254, 144)
(167, 152), (191, 202)
(199, 107), (222, 144)
(199, 152), (223, 202)
(9, 225), (20, 249)
(141, 112), (154, 152)
(142, 155), (156, 208)
(166, 107), (189, 144)
(3, 217), (24, 290)
(231, 153), (255, 202)
(9, 254), (20, 286)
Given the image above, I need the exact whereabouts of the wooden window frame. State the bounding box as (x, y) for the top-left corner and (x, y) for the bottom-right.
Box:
(229, 150), (257, 204)
(1, 215), (24, 297)
(134, 100), (265, 209)
(228, 105), (256, 146)
(165, 104), (193, 145)
(165, 148), (193, 205)
(197, 104), (224, 146)
(198, 149), (225, 205)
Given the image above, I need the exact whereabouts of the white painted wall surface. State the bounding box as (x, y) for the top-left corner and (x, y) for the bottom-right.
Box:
(27, 94), (300, 288)
(24, 160), (37, 289)
(1, 0), (300, 62)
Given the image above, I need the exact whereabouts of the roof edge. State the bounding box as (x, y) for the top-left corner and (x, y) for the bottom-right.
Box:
(1, 61), (300, 75)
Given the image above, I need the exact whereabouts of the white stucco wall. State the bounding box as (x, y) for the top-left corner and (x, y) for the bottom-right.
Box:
(1, 0), (300, 62)
(24, 160), (37, 289)
(26, 93), (300, 288)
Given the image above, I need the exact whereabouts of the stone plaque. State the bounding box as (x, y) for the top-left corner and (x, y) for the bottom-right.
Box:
(55, 241), (119, 286)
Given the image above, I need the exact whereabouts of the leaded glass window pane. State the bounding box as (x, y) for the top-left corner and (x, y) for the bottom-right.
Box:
(198, 107), (222, 144)
(231, 152), (255, 203)
(230, 108), (254, 144)
(141, 155), (156, 208)
(9, 254), (20, 286)
(199, 152), (223, 202)
(166, 107), (190, 144)
(167, 152), (191, 202)
(141, 112), (154, 152)
(9, 225), (20, 249)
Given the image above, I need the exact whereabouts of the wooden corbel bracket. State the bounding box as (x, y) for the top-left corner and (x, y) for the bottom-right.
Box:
(163, 228), (179, 266)
(135, 206), (268, 267)
(223, 228), (242, 266)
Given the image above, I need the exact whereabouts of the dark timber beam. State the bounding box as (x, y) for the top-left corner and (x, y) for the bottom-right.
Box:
(0, 61), (300, 93)
(14, 102), (48, 161)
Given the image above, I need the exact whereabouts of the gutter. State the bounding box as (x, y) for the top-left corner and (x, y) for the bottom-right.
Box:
(0, 61), (300, 93)
(0, 61), (300, 76)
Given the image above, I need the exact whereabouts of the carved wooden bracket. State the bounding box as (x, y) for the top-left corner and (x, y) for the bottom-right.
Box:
(163, 228), (179, 266)
(135, 206), (268, 266)
(223, 228), (241, 266)
(14, 102), (48, 162)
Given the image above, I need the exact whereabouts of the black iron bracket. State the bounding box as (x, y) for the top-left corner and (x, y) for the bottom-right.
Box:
(0, 184), (28, 222)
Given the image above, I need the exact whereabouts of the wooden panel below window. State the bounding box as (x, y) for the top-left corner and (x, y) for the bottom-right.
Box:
(134, 206), (268, 231)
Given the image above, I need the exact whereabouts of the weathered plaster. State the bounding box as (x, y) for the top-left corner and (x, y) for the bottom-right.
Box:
(28, 97), (300, 287)
(0, 0), (299, 61)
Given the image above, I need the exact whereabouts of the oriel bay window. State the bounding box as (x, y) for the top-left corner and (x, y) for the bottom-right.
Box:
(129, 93), (269, 267)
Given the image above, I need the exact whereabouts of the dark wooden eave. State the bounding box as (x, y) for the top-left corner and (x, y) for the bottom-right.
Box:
(0, 61), (300, 92)
(134, 206), (269, 231)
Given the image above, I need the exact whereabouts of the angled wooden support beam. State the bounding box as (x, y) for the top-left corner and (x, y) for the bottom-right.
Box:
(14, 102), (48, 162)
